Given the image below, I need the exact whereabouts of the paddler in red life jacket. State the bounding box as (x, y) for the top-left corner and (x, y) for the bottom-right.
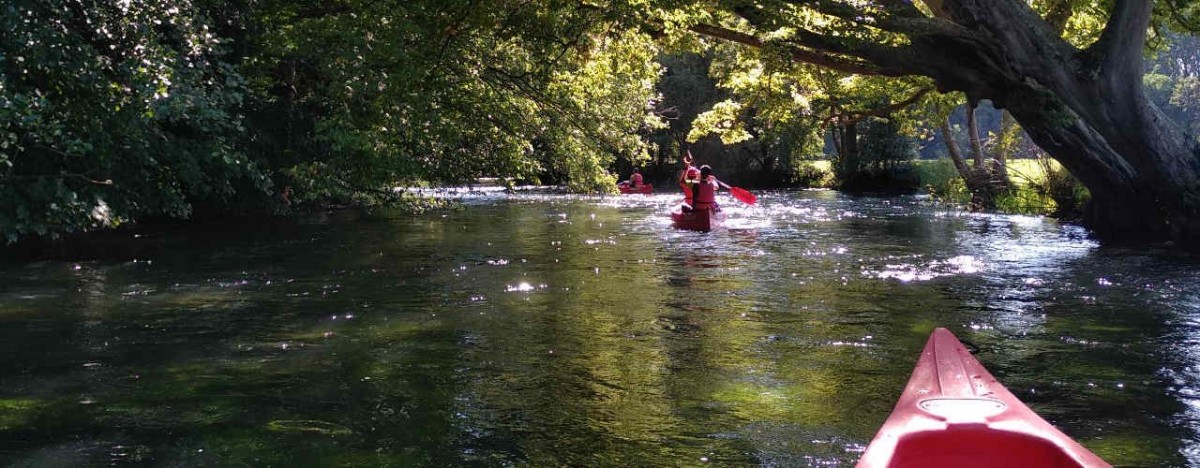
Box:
(680, 167), (700, 211)
(692, 165), (720, 212)
(630, 170), (643, 188)
(679, 152), (698, 209)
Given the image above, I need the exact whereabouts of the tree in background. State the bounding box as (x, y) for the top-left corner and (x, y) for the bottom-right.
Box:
(1146, 33), (1200, 135)
(682, 36), (926, 189)
(929, 95), (1012, 209)
(1, 0), (666, 242)
(243, 1), (665, 198)
(814, 73), (928, 192)
(641, 53), (721, 181)
(669, 0), (1200, 244)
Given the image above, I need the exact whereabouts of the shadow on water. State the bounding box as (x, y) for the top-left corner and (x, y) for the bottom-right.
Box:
(1, 190), (1198, 465)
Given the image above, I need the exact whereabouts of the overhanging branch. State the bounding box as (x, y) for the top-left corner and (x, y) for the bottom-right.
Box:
(778, 0), (926, 31)
(688, 23), (895, 76)
(826, 87), (933, 125)
(722, 3), (927, 76)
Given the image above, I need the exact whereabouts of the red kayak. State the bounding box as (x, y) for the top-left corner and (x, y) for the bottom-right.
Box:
(858, 328), (1109, 467)
(617, 183), (653, 194)
(671, 208), (725, 231)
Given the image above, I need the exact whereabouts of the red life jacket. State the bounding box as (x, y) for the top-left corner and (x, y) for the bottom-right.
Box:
(693, 181), (717, 209)
(679, 166), (697, 204)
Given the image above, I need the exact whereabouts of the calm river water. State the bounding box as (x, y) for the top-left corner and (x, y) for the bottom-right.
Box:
(2, 189), (1199, 466)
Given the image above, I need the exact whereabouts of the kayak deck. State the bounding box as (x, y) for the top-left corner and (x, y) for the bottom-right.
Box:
(857, 328), (1109, 467)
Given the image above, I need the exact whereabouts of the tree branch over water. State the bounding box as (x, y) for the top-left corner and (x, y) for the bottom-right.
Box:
(688, 23), (894, 76)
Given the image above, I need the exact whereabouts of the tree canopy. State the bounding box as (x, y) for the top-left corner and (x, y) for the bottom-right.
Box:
(664, 0), (1200, 243)
(4, 0), (1200, 244)
(2, 0), (665, 241)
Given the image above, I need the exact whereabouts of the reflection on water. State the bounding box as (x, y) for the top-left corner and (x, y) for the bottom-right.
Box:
(1, 190), (1198, 466)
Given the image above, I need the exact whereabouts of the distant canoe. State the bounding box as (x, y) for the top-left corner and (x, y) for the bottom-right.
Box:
(670, 208), (725, 232)
(857, 328), (1110, 467)
(617, 183), (653, 194)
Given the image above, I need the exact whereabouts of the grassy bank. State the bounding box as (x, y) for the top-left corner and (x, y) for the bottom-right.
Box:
(759, 157), (1087, 219)
(913, 158), (1089, 218)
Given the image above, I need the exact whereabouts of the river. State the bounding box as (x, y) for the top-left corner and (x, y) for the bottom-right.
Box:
(1, 189), (1198, 466)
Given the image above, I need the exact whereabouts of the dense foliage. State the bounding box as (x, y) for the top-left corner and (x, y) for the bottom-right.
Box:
(1, 1), (267, 241)
(2, 0), (665, 241)
(244, 1), (665, 198)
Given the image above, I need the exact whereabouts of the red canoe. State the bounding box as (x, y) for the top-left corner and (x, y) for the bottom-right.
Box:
(671, 208), (725, 231)
(858, 328), (1109, 468)
(617, 183), (653, 194)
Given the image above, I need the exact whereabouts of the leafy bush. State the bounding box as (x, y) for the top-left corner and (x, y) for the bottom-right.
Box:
(914, 159), (969, 203)
(1032, 157), (1090, 219)
(793, 161), (835, 188)
(0, 2), (274, 242)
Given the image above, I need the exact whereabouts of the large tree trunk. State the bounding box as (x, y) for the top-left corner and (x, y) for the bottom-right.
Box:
(1006, 85), (1200, 241)
(904, 0), (1200, 243)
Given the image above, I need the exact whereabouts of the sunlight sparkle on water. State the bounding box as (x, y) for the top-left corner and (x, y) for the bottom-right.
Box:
(505, 282), (537, 292)
(862, 255), (986, 282)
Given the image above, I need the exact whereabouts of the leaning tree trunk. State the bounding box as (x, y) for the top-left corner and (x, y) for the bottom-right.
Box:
(966, 103), (986, 168)
(966, 103), (1011, 189)
(911, 0), (1200, 243)
(941, 114), (996, 209)
(994, 111), (1019, 183)
(940, 118), (972, 181)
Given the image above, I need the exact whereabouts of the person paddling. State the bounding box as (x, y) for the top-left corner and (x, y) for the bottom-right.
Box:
(679, 151), (698, 210)
(692, 165), (720, 212)
(629, 170), (643, 188)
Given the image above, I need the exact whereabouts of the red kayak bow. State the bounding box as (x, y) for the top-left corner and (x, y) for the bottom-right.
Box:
(858, 328), (1109, 467)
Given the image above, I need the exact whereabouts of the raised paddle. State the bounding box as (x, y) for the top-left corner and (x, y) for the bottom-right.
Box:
(716, 180), (757, 205)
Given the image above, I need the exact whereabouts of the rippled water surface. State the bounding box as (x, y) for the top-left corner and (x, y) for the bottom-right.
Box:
(2, 190), (1199, 466)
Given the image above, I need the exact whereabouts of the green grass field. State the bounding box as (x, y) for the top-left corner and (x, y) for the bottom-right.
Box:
(911, 157), (1070, 188)
(802, 157), (1080, 213)
(913, 157), (1085, 216)
(912, 158), (1061, 186)
(795, 157), (1084, 216)
(799, 158), (1059, 186)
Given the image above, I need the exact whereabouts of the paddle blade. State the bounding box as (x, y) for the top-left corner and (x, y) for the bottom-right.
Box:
(728, 186), (757, 205)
